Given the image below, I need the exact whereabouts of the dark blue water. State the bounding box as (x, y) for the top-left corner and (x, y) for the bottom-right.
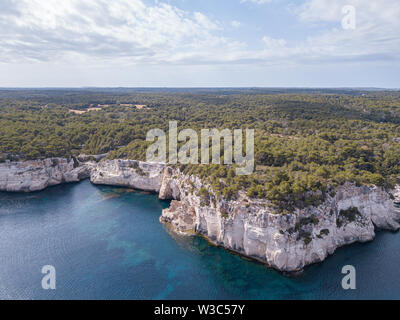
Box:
(0, 180), (399, 300)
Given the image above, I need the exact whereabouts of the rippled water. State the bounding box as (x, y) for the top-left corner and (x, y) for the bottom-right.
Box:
(0, 180), (399, 300)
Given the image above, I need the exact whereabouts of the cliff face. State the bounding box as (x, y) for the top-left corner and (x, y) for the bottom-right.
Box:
(0, 158), (165, 193)
(90, 160), (165, 193)
(0, 158), (92, 192)
(159, 168), (400, 272)
(1, 158), (399, 272)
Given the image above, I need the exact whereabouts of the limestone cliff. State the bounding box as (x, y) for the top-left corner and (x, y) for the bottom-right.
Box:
(90, 160), (165, 192)
(1, 158), (399, 272)
(158, 167), (400, 272)
(0, 158), (92, 192)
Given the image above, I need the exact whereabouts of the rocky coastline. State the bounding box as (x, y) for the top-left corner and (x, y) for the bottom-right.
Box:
(1, 158), (399, 272)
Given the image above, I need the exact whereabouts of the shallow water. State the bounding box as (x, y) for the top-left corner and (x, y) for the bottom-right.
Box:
(0, 180), (399, 300)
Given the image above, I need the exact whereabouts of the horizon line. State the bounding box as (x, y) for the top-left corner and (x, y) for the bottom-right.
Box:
(0, 86), (399, 90)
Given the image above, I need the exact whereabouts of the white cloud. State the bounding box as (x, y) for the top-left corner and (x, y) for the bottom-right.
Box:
(0, 0), (398, 69)
(262, 36), (286, 48)
(245, 0), (400, 66)
(0, 0), (241, 65)
(194, 12), (219, 30)
(293, 0), (400, 63)
(231, 20), (242, 28)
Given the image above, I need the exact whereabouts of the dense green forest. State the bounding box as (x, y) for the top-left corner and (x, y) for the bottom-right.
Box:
(1, 88), (400, 211)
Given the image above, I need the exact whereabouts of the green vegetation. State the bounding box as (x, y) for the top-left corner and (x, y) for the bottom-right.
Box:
(339, 207), (362, 221)
(129, 161), (147, 176)
(1, 88), (400, 212)
(336, 207), (362, 227)
(198, 187), (211, 207)
(287, 214), (319, 235)
(297, 229), (313, 245)
(320, 229), (330, 236)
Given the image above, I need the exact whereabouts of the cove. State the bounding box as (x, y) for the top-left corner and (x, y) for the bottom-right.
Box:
(0, 180), (399, 300)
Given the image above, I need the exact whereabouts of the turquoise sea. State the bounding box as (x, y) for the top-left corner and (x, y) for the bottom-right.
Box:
(0, 180), (399, 300)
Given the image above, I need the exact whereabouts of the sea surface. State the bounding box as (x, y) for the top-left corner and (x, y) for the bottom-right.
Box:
(0, 180), (399, 300)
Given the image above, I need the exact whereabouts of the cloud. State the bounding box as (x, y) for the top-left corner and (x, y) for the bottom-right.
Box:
(262, 36), (286, 48)
(231, 20), (242, 28)
(0, 0), (241, 65)
(0, 0), (398, 68)
(244, 0), (400, 66)
(293, 0), (400, 63)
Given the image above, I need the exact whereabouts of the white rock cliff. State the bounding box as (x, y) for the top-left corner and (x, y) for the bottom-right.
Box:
(1, 158), (399, 272)
(0, 158), (92, 192)
(90, 159), (165, 192)
(158, 168), (400, 272)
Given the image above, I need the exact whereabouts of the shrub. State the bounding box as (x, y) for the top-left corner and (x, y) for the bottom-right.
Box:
(319, 229), (330, 237)
(339, 207), (361, 222)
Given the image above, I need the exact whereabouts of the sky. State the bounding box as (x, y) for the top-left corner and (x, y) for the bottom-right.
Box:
(0, 0), (399, 88)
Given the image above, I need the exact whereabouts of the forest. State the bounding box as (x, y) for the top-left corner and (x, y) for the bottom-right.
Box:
(1, 88), (400, 211)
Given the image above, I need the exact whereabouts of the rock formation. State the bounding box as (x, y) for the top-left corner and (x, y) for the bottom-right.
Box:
(90, 159), (165, 192)
(1, 158), (399, 272)
(158, 168), (400, 271)
(0, 158), (92, 192)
